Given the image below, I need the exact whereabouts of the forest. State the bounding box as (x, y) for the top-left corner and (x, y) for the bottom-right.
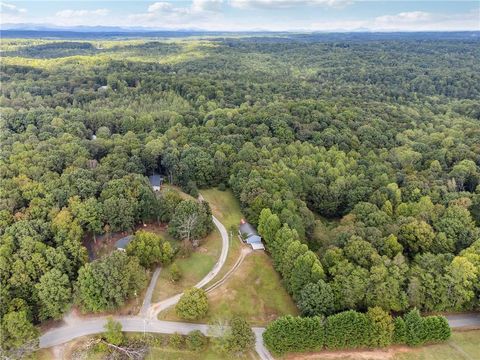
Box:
(0, 33), (479, 353)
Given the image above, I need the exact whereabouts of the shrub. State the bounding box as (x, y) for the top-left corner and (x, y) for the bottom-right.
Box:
(325, 310), (370, 349)
(175, 288), (209, 320)
(169, 263), (182, 283)
(263, 315), (324, 355)
(103, 317), (123, 346)
(367, 307), (394, 348)
(186, 330), (208, 351)
(422, 316), (451, 343)
(169, 332), (183, 349)
(404, 308), (424, 346)
(218, 183), (226, 191)
(393, 316), (407, 344)
(224, 316), (255, 355)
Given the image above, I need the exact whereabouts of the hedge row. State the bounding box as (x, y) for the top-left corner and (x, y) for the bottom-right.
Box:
(263, 308), (451, 355)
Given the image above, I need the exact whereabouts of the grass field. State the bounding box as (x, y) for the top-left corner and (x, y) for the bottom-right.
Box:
(283, 330), (480, 360)
(152, 229), (222, 302)
(206, 251), (299, 325)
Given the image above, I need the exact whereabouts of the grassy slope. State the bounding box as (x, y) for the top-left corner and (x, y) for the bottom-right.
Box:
(159, 187), (298, 325)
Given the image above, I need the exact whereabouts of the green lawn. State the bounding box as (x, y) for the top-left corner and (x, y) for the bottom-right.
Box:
(200, 188), (244, 288)
(394, 330), (480, 360)
(152, 229), (221, 302)
(206, 252), (299, 325)
(200, 188), (243, 230)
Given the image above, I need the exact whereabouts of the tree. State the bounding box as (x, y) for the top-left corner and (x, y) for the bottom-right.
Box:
(126, 231), (173, 269)
(103, 317), (123, 346)
(263, 315), (324, 355)
(175, 288), (209, 320)
(68, 196), (103, 241)
(298, 280), (334, 316)
(158, 188), (183, 222)
(325, 310), (370, 349)
(35, 268), (72, 320)
(169, 263), (182, 282)
(76, 251), (147, 312)
(0, 310), (39, 351)
(398, 219), (435, 254)
(366, 306), (394, 348)
(404, 308), (424, 346)
(169, 200), (213, 246)
(223, 316), (255, 355)
(186, 330), (208, 351)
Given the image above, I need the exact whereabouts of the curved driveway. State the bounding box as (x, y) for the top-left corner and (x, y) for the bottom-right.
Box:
(147, 215), (229, 318)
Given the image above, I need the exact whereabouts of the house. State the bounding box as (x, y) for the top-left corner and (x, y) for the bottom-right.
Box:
(238, 219), (265, 250)
(149, 174), (163, 191)
(115, 235), (134, 251)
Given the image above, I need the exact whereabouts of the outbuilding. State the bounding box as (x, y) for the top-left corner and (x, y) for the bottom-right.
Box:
(115, 235), (134, 251)
(149, 174), (163, 191)
(238, 219), (265, 251)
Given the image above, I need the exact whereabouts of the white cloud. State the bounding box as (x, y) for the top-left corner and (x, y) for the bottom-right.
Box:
(129, 1), (224, 28)
(230, 0), (350, 9)
(148, 2), (173, 13)
(375, 11), (432, 25)
(55, 9), (110, 18)
(308, 9), (480, 32)
(0, 1), (26, 14)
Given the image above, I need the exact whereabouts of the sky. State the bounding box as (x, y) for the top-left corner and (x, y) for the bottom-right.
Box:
(1, 0), (479, 32)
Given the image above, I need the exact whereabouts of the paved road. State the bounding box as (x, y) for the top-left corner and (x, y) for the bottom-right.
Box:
(139, 267), (161, 316)
(147, 215), (229, 318)
(39, 313), (480, 359)
(445, 313), (480, 328)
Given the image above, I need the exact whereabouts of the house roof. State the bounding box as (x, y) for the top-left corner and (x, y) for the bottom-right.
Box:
(239, 222), (257, 237)
(251, 242), (265, 250)
(115, 235), (134, 249)
(246, 235), (262, 244)
(149, 174), (163, 187)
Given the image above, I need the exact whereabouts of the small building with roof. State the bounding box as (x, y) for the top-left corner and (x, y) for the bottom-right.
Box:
(115, 235), (134, 251)
(238, 219), (265, 251)
(149, 174), (163, 191)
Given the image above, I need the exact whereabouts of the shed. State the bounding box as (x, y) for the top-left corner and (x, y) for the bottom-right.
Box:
(239, 221), (258, 239)
(149, 174), (163, 191)
(251, 242), (265, 251)
(246, 235), (262, 244)
(115, 235), (134, 250)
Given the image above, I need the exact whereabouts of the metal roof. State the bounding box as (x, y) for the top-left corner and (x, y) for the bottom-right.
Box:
(115, 235), (134, 249)
(251, 242), (265, 250)
(239, 222), (257, 237)
(149, 174), (163, 187)
(246, 235), (262, 244)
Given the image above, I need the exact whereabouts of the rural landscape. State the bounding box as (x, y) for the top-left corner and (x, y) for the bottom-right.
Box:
(1, 1), (479, 359)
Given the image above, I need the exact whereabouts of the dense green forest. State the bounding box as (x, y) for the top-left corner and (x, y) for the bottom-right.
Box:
(1, 34), (479, 350)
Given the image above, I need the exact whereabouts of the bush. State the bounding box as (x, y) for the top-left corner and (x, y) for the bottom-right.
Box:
(169, 263), (182, 283)
(263, 315), (324, 355)
(404, 308), (424, 346)
(223, 316), (255, 355)
(367, 307), (394, 348)
(218, 183), (226, 191)
(186, 330), (208, 351)
(185, 180), (199, 198)
(393, 317), (407, 344)
(103, 317), (123, 346)
(169, 332), (183, 349)
(422, 316), (451, 343)
(175, 288), (209, 320)
(325, 310), (370, 349)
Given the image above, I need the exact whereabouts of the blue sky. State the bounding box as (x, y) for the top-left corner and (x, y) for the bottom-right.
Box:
(1, 1), (479, 31)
